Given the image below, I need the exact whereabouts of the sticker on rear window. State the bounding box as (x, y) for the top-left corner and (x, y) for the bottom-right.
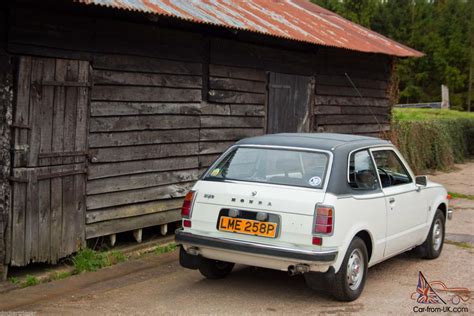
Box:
(308, 176), (322, 187)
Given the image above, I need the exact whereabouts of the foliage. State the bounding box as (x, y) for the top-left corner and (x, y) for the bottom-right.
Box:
(9, 276), (20, 285)
(312, 0), (473, 110)
(391, 109), (474, 172)
(23, 275), (40, 287)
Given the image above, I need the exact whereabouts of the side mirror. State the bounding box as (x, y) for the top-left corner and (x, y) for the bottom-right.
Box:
(415, 175), (427, 186)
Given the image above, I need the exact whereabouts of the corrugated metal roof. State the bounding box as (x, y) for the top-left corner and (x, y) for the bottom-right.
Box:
(76, 0), (423, 57)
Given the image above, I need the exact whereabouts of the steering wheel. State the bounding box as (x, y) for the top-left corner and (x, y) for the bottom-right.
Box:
(377, 167), (392, 186)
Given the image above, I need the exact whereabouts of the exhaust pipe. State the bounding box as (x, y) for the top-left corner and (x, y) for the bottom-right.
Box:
(288, 264), (310, 276)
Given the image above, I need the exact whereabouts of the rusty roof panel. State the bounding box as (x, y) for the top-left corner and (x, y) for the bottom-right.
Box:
(76, 0), (423, 57)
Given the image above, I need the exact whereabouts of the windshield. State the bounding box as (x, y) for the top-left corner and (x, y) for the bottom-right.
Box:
(203, 147), (329, 189)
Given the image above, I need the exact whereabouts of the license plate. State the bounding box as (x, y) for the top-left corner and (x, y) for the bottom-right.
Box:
(218, 216), (277, 238)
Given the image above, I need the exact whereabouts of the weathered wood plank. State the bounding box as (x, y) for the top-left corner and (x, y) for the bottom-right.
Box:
(37, 178), (50, 262)
(316, 114), (389, 125)
(86, 199), (183, 224)
(87, 169), (199, 195)
(11, 180), (26, 266)
(89, 142), (199, 163)
(209, 77), (265, 93)
(91, 102), (200, 116)
(85, 209), (181, 238)
(38, 58), (55, 167)
(208, 90), (265, 104)
(93, 70), (202, 88)
(12, 56), (31, 167)
(90, 115), (200, 132)
(93, 54), (202, 75)
(321, 123), (391, 134)
(316, 85), (387, 99)
(27, 58), (44, 167)
(200, 128), (263, 141)
(315, 74), (388, 90)
(314, 105), (389, 115)
(89, 129), (199, 148)
(201, 116), (264, 128)
(199, 141), (234, 155)
(314, 96), (391, 107)
(200, 102), (230, 115)
(209, 64), (266, 81)
(91, 86), (201, 102)
(86, 182), (194, 210)
(88, 156), (199, 180)
(230, 104), (265, 116)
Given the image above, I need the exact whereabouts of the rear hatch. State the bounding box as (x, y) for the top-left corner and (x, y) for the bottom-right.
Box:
(189, 180), (326, 249)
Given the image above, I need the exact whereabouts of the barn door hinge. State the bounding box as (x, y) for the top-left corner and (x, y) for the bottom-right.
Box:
(10, 144), (29, 153)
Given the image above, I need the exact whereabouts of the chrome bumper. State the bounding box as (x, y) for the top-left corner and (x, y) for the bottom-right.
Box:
(175, 229), (338, 262)
(447, 208), (453, 220)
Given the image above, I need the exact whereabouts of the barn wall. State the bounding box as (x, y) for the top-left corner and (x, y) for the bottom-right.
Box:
(6, 5), (394, 244)
(0, 4), (13, 278)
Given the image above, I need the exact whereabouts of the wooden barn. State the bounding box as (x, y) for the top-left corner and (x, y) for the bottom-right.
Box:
(0, 0), (422, 276)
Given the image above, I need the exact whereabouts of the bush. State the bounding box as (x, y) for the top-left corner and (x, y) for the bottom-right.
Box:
(391, 110), (474, 173)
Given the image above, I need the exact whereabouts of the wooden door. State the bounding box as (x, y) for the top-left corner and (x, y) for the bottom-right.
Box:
(267, 73), (314, 134)
(10, 56), (90, 266)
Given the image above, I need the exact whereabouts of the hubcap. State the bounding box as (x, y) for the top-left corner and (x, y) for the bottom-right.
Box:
(432, 219), (443, 252)
(347, 249), (364, 291)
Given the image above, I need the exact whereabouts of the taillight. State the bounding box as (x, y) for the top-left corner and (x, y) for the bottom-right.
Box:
(314, 205), (334, 235)
(181, 191), (195, 218)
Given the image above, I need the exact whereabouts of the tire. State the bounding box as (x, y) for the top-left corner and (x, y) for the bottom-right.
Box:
(330, 237), (368, 301)
(198, 258), (234, 279)
(420, 209), (445, 259)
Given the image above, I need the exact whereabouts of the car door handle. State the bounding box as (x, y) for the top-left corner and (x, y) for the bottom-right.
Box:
(389, 198), (395, 204)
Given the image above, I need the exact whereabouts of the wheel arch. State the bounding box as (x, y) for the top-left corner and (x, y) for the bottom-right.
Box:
(354, 230), (373, 263)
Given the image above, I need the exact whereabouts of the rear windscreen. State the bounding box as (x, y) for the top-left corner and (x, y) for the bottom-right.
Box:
(203, 147), (329, 189)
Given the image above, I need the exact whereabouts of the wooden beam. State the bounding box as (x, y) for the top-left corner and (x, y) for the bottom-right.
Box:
(86, 209), (181, 239)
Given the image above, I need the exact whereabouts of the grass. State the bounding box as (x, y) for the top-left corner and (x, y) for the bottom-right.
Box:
(393, 108), (474, 121)
(155, 243), (177, 255)
(448, 192), (474, 201)
(23, 275), (40, 287)
(51, 271), (73, 281)
(445, 240), (473, 249)
(9, 276), (20, 285)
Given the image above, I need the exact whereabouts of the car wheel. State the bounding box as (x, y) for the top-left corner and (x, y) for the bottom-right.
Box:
(421, 209), (445, 259)
(198, 258), (234, 279)
(331, 237), (368, 301)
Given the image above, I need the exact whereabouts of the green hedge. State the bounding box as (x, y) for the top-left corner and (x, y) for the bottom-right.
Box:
(391, 117), (474, 173)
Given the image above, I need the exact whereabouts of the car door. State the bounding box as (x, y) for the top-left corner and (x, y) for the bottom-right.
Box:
(371, 148), (428, 257)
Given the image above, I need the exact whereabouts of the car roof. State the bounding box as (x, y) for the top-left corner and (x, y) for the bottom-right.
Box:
(236, 133), (390, 153)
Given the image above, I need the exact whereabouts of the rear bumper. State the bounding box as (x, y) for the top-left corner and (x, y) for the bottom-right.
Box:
(175, 229), (338, 263)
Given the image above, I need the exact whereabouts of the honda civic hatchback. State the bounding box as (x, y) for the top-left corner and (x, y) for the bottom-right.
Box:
(175, 133), (452, 301)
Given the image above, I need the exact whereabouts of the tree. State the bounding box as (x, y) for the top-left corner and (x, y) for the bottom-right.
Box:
(311, 0), (472, 110)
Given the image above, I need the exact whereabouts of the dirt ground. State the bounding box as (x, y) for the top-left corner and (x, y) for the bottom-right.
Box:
(0, 164), (473, 315)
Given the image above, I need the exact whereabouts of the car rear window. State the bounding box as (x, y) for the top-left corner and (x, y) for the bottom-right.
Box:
(203, 147), (329, 189)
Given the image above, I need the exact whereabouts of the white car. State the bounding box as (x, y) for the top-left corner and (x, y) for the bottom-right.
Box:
(175, 133), (452, 301)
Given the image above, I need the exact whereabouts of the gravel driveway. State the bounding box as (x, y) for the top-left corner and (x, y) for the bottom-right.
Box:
(0, 164), (473, 315)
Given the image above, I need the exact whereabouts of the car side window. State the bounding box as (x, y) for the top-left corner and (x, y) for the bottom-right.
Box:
(348, 150), (379, 190)
(372, 150), (412, 188)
